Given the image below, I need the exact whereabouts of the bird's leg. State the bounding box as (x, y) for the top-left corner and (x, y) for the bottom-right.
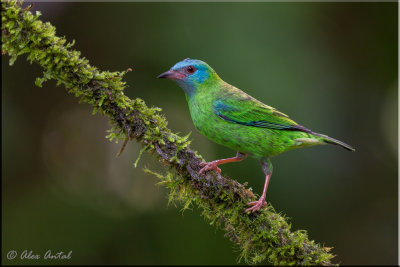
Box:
(245, 159), (273, 213)
(199, 152), (247, 174)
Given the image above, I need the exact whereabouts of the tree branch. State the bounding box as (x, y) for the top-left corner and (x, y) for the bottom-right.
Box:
(1, 1), (337, 265)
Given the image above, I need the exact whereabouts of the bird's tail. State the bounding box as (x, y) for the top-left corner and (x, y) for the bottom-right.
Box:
(312, 132), (355, 152)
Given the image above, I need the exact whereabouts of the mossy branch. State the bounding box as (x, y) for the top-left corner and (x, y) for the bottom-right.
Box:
(2, 1), (337, 265)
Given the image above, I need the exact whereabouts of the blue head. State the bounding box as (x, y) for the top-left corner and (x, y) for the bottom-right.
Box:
(157, 58), (218, 96)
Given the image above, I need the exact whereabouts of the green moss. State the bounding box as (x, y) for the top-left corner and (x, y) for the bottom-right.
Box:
(1, 1), (337, 265)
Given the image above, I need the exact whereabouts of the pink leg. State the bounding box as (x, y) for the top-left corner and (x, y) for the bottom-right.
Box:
(245, 159), (272, 213)
(199, 152), (247, 174)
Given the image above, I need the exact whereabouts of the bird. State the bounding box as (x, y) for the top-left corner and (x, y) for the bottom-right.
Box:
(157, 58), (355, 213)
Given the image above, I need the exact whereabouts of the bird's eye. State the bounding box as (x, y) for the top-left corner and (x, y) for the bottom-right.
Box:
(186, 66), (196, 74)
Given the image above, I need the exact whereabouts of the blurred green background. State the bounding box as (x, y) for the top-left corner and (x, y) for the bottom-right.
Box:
(2, 2), (397, 265)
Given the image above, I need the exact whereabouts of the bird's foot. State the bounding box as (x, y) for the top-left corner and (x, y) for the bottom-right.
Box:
(245, 197), (267, 213)
(199, 161), (222, 174)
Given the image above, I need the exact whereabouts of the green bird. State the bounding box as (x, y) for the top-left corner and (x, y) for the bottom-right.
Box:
(157, 58), (355, 213)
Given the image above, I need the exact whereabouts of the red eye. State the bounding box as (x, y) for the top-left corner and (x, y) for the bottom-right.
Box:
(186, 65), (196, 74)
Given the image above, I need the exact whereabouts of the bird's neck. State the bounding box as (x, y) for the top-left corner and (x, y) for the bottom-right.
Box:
(179, 74), (223, 99)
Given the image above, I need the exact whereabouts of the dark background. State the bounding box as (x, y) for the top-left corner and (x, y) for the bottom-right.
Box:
(2, 2), (398, 265)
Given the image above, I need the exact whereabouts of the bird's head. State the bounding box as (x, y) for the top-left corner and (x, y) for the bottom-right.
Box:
(157, 58), (218, 96)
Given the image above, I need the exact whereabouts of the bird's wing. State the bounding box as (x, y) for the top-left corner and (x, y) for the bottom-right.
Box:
(213, 96), (311, 132)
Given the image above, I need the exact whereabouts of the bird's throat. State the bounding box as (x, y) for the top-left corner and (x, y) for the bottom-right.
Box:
(175, 79), (196, 97)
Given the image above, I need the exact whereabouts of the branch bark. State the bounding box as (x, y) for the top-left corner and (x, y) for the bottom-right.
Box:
(1, 1), (337, 265)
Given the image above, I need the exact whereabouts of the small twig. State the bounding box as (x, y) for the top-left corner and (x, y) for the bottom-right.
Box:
(116, 129), (130, 157)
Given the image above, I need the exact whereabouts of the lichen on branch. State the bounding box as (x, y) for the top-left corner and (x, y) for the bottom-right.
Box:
(1, 1), (337, 265)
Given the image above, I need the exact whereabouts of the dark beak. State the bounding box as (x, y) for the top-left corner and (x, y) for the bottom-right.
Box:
(157, 70), (185, 80)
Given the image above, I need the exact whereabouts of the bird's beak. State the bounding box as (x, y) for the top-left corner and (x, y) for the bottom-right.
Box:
(157, 70), (185, 80)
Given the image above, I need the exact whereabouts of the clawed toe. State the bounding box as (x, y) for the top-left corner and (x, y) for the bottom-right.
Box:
(245, 199), (267, 213)
(199, 161), (221, 174)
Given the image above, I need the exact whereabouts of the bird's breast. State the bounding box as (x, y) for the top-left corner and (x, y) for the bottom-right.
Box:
(188, 98), (217, 134)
